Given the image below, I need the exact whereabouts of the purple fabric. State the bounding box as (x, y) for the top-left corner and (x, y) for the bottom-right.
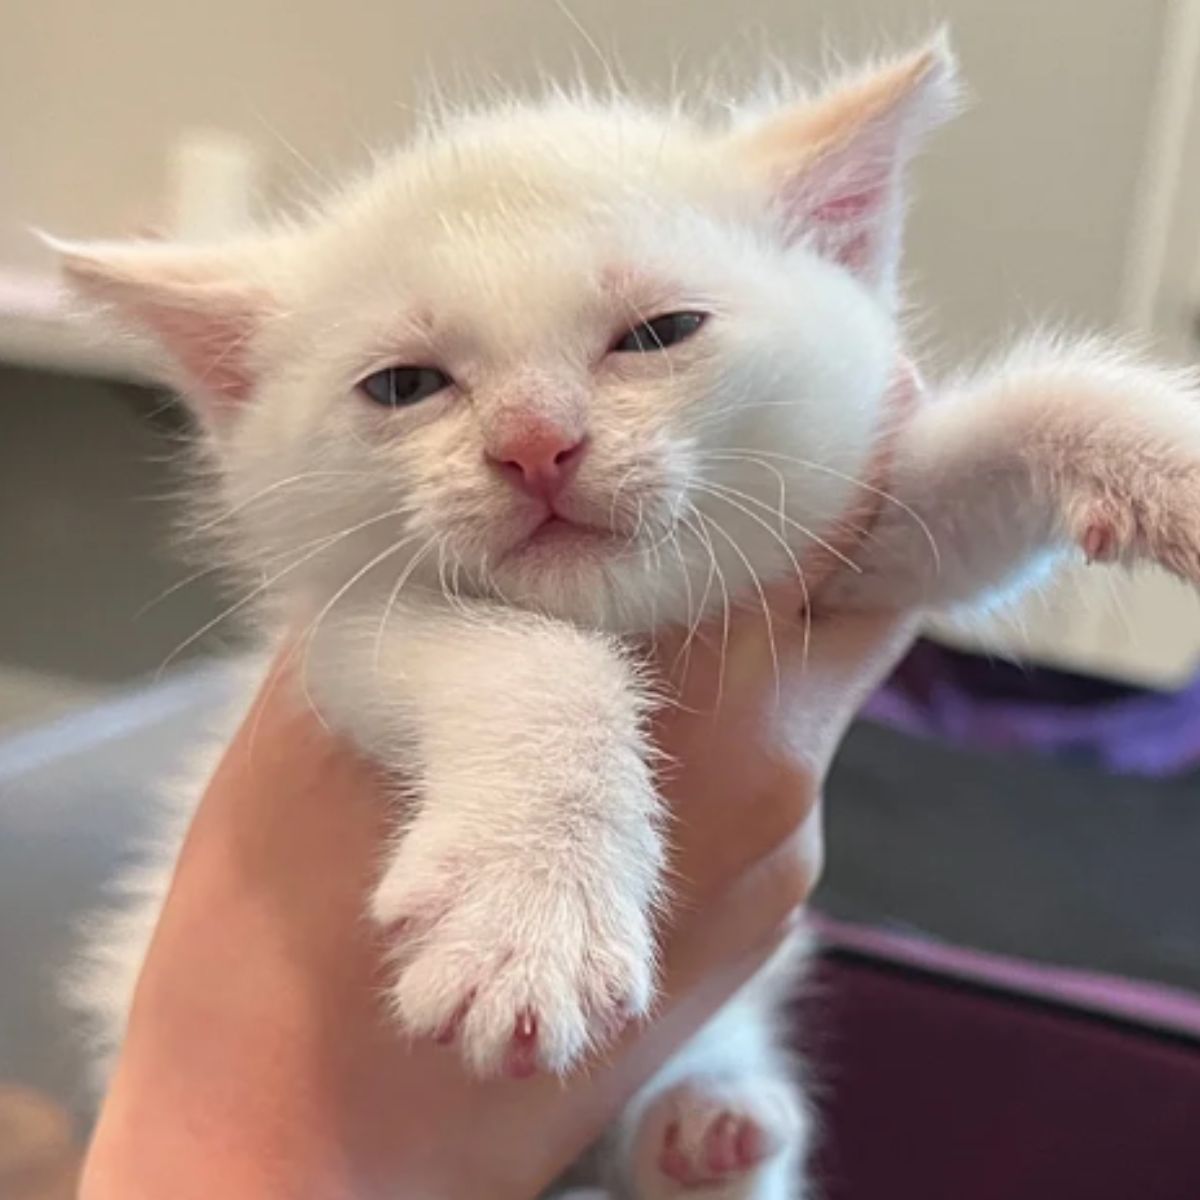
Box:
(864, 639), (1200, 777)
(811, 914), (1200, 1038)
(803, 947), (1200, 1198)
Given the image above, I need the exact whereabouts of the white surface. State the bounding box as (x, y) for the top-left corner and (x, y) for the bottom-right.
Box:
(0, 271), (154, 381)
(1121, 0), (1200, 333)
(930, 564), (1200, 690)
(1127, 0), (1200, 357)
(167, 129), (260, 240)
(0, 664), (104, 733)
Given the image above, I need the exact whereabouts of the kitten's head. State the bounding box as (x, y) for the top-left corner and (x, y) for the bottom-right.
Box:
(59, 39), (957, 634)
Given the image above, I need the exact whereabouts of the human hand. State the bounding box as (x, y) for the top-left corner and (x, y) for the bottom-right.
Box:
(79, 604), (914, 1200)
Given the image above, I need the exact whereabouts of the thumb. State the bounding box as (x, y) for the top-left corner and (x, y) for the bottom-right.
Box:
(770, 606), (918, 776)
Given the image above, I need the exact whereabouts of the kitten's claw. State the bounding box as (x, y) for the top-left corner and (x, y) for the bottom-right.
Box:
(505, 1011), (540, 1078)
(1071, 478), (1200, 584)
(432, 992), (474, 1046)
(372, 837), (656, 1077)
(1081, 521), (1118, 565)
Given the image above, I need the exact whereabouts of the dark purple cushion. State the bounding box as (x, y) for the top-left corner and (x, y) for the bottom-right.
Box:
(804, 949), (1200, 1199)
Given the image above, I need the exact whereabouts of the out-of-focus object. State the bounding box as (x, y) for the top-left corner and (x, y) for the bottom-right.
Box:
(868, 636), (1200, 776)
(165, 128), (260, 240)
(0, 128), (260, 382)
(805, 920), (1200, 1200)
(0, 272), (156, 382)
(928, 561), (1200, 693)
(0, 1085), (81, 1200)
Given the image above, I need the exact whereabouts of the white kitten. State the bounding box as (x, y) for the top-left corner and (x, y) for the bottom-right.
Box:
(59, 34), (1200, 1199)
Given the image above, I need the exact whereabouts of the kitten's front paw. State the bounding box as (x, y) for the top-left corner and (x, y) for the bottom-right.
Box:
(371, 834), (658, 1077)
(1071, 477), (1200, 585)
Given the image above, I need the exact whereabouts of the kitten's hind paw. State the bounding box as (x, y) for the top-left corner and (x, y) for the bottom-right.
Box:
(632, 1079), (803, 1199)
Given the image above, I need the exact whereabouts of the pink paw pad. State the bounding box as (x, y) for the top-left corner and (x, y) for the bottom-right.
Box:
(658, 1110), (771, 1188)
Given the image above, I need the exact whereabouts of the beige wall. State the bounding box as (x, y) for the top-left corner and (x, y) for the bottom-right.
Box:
(2, 0), (1168, 356)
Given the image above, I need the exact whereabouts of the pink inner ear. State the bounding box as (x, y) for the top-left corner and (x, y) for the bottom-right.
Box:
(733, 43), (958, 292)
(810, 185), (884, 223)
(135, 301), (255, 407)
(808, 182), (887, 275)
(781, 144), (898, 283)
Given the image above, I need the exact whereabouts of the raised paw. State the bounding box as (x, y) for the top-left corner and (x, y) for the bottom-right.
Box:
(1072, 485), (1200, 584)
(371, 835), (657, 1078)
(632, 1079), (803, 1199)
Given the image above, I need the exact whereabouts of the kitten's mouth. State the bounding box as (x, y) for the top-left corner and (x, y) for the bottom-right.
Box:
(502, 512), (621, 563)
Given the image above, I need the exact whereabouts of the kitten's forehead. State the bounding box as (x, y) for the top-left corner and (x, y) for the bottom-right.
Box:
(416, 104), (707, 209)
(342, 105), (716, 255)
(302, 105), (725, 338)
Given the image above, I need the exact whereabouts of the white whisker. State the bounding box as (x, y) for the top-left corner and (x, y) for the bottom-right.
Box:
(703, 447), (940, 573)
(701, 478), (862, 574)
(374, 534), (442, 668)
(299, 531), (426, 720)
(607, 463), (642, 534)
(683, 506), (731, 705)
(668, 525), (697, 677)
(134, 560), (228, 619)
(154, 505), (409, 679)
(695, 509), (781, 705)
(693, 482), (812, 667)
(194, 470), (360, 533)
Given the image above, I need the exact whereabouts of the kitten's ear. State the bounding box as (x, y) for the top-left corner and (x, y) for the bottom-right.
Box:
(51, 237), (273, 423)
(728, 35), (960, 296)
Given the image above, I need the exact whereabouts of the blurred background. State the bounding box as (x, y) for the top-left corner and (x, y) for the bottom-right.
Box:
(2, 2), (1199, 1197)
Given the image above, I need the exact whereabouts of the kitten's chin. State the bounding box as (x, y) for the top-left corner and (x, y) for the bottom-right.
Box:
(487, 531), (663, 633)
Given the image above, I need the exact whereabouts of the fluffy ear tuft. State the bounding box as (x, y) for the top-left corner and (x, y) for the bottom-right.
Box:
(49, 235), (272, 419)
(728, 33), (962, 297)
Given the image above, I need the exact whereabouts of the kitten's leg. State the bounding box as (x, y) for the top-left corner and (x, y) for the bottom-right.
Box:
(615, 939), (812, 1200)
(826, 338), (1200, 612)
(334, 605), (663, 1078)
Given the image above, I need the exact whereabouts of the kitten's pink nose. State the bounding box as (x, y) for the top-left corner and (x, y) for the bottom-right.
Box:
(486, 420), (588, 500)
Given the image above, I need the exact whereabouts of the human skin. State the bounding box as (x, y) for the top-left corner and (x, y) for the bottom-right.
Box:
(79, 604), (914, 1200)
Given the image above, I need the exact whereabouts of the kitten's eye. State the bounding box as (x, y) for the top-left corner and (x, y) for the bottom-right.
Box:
(359, 365), (452, 407)
(613, 311), (707, 353)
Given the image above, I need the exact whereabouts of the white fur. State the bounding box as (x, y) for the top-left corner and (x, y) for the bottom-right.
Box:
(827, 335), (1200, 614)
(331, 606), (663, 1075)
(59, 35), (1200, 1200)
